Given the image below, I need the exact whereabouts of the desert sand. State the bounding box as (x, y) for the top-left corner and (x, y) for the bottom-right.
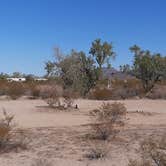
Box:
(0, 99), (165, 166)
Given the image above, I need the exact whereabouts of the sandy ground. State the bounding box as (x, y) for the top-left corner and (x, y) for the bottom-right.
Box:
(0, 98), (165, 166)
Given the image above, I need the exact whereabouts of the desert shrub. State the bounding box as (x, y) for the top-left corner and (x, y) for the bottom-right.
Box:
(128, 135), (166, 166)
(0, 81), (8, 96)
(40, 85), (76, 110)
(0, 109), (14, 147)
(89, 102), (127, 140)
(0, 109), (28, 152)
(111, 78), (144, 99)
(7, 82), (25, 99)
(88, 88), (112, 100)
(62, 89), (75, 108)
(146, 85), (166, 99)
(89, 78), (144, 100)
(31, 87), (40, 99)
(39, 85), (62, 107)
(85, 141), (109, 160)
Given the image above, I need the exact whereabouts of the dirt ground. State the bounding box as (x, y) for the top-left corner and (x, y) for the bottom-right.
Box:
(0, 98), (165, 166)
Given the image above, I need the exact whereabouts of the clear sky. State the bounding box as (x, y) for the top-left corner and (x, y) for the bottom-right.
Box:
(0, 0), (166, 76)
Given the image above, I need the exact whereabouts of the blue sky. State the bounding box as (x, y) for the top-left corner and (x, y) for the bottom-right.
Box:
(0, 0), (166, 76)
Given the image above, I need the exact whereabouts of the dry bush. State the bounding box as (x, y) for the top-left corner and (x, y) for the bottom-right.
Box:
(88, 79), (143, 100)
(0, 109), (28, 153)
(85, 141), (109, 160)
(39, 85), (63, 108)
(146, 85), (166, 99)
(0, 81), (8, 96)
(62, 89), (75, 108)
(90, 102), (127, 124)
(30, 86), (41, 99)
(128, 135), (166, 166)
(111, 79), (144, 99)
(89, 102), (127, 140)
(88, 88), (112, 100)
(0, 109), (14, 147)
(40, 85), (76, 110)
(7, 82), (25, 99)
(31, 158), (53, 166)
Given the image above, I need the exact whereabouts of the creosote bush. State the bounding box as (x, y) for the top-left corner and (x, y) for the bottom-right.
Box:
(89, 102), (127, 140)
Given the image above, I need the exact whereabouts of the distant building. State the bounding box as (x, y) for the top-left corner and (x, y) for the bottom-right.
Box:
(7, 77), (26, 82)
(34, 78), (48, 81)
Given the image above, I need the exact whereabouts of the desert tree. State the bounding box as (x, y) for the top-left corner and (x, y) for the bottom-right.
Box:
(119, 64), (132, 74)
(45, 48), (98, 96)
(89, 39), (116, 78)
(130, 45), (166, 92)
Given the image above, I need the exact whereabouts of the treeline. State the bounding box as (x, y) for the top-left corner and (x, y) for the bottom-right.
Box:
(0, 39), (165, 100)
(45, 39), (166, 97)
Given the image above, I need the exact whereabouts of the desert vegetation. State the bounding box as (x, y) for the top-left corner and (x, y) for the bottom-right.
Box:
(0, 109), (28, 153)
(0, 39), (165, 166)
(89, 102), (127, 140)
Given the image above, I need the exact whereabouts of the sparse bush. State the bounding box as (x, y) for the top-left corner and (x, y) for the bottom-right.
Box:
(40, 85), (63, 108)
(89, 79), (144, 100)
(0, 109), (14, 147)
(88, 88), (112, 100)
(30, 86), (41, 99)
(40, 85), (76, 110)
(0, 109), (28, 153)
(7, 82), (25, 99)
(90, 102), (127, 124)
(89, 102), (127, 140)
(62, 89), (75, 108)
(0, 81), (8, 96)
(110, 79), (143, 99)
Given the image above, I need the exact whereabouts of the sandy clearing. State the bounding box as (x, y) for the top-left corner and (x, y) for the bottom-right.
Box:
(0, 99), (165, 166)
(0, 99), (165, 128)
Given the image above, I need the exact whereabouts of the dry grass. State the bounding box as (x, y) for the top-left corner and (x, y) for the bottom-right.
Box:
(85, 141), (109, 160)
(128, 134), (166, 166)
(7, 82), (25, 100)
